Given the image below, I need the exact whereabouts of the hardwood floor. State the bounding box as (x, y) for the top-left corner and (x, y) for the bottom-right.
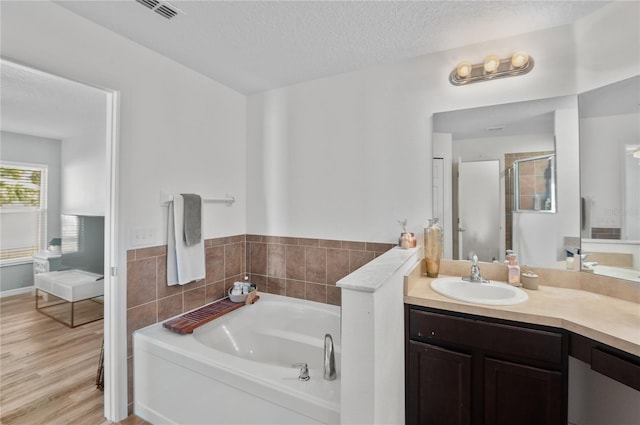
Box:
(0, 292), (146, 425)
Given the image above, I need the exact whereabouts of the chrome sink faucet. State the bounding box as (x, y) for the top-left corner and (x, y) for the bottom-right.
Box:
(462, 253), (490, 283)
(324, 333), (336, 380)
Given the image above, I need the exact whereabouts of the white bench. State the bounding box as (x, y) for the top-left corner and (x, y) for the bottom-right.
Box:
(35, 269), (104, 327)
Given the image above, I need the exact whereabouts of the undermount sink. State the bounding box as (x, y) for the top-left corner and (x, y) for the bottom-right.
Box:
(430, 277), (528, 306)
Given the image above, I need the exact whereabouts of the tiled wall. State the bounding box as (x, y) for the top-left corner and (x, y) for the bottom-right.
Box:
(125, 233), (394, 409)
(245, 235), (393, 305)
(591, 227), (621, 240)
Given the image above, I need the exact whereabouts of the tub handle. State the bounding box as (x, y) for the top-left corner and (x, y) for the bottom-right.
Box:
(291, 363), (310, 381)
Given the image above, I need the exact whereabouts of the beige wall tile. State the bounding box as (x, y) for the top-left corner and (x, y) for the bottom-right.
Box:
(205, 281), (226, 303)
(267, 243), (286, 278)
(305, 247), (327, 284)
(157, 294), (182, 321)
(286, 245), (306, 280)
(249, 242), (267, 275)
(267, 277), (286, 295)
(224, 242), (244, 278)
(183, 286), (206, 311)
(306, 282), (327, 303)
(286, 279), (306, 300)
(327, 285), (341, 306)
(350, 250), (375, 273)
(127, 301), (156, 356)
(205, 245), (224, 283)
(327, 248), (350, 285)
(127, 257), (157, 309)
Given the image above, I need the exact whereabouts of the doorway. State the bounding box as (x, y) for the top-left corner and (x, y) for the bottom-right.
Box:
(456, 160), (500, 262)
(0, 58), (120, 420)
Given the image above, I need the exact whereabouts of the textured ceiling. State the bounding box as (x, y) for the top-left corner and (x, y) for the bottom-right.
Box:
(55, 0), (608, 94)
(1, 60), (107, 140)
(0, 1), (612, 140)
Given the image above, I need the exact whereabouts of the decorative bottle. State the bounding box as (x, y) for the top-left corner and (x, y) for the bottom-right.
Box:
(507, 253), (522, 287)
(424, 218), (443, 278)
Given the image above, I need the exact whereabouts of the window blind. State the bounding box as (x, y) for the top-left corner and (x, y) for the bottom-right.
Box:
(0, 163), (48, 262)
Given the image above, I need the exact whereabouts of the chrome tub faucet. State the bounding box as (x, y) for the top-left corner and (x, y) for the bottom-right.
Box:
(324, 333), (336, 380)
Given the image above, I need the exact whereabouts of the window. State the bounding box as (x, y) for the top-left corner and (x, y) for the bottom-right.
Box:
(0, 162), (48, 264)
(61, 214), (80, 254)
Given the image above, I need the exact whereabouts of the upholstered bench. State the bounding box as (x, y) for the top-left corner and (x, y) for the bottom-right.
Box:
(35, 269), (104, 327)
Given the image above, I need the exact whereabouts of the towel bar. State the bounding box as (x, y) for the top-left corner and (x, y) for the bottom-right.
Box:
(159, 191), (235, 206)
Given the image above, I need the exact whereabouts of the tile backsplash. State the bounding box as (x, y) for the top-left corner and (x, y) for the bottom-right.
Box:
(125, 233), (393, 410)
(245, 234), (393, 305)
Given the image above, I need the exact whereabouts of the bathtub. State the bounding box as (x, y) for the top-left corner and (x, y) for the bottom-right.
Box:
(134, 293), (341, 425)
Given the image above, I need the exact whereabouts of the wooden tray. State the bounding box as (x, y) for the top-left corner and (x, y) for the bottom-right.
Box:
(163, 295), (259, 335)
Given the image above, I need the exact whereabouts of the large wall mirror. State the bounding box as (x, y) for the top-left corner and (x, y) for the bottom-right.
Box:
(579, 76), (640, 283)
(432, 95), (580, 269)
(432, 77), (640, 284)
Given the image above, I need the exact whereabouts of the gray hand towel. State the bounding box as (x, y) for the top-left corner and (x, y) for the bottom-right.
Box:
(181, 194), (201, 246)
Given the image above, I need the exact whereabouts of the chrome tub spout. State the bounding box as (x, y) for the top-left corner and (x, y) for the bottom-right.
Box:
(324, 333), (336, 380)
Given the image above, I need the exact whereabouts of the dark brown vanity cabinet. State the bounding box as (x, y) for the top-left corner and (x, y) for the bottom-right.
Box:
(405, 305), (568, 425)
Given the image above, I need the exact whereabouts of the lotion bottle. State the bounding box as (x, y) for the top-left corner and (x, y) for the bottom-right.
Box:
(507, 253), (521, 287)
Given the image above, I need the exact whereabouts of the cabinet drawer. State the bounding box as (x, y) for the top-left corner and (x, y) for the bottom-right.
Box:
(409, 309), (564, 366)
(591, 347), (640, 391)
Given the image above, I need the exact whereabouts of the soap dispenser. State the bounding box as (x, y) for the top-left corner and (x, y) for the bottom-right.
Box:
(507, 252), (522, 287)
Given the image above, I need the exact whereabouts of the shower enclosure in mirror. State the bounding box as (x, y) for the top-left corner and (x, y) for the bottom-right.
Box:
(513, 153), (556, 213)
(432, 95), (580, 268)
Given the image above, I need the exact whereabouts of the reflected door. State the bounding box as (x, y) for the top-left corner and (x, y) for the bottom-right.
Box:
(458, 160), (500, 262)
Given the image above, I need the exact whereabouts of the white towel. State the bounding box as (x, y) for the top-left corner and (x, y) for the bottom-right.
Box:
(167, 194), (205, 285)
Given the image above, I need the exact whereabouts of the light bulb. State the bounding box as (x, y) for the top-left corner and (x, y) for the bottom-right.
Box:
(633, 149), (640, 159)
(484, 55), (500, 73)
(456, 62), (472, 78)
(511, 51), (529, 68)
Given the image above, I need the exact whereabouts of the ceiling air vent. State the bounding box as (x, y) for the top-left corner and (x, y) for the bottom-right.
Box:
(135, 0), (184, 20)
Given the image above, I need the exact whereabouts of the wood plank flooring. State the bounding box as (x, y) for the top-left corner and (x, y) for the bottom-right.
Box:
(0, 292), (146, 425)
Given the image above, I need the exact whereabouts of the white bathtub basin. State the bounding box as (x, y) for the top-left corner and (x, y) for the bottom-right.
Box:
(134, 293), (340, 425)
(193, 299), (340, 370)
(589, 265), (640, 282)
(431, 277), (528, 306)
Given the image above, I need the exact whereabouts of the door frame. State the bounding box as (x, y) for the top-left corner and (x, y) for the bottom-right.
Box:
(1, 58), (126, 421)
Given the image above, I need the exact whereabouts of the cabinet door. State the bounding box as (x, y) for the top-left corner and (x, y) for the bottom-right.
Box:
(484, 358), (563, 425)
(407, 340), (472, 425)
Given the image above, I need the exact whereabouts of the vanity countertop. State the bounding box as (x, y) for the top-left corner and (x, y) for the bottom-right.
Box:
(405, 269), (640, 357)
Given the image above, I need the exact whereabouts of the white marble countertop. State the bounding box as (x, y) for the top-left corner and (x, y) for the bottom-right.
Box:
(337, 246), (421, 292)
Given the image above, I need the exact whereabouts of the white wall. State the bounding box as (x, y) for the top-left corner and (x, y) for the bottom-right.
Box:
(574, 2), (640, 93)
(554, 107), (582, 258)
(246, 22), (579, 244)
(245, 2), (638, 245)
(0, 1), (247, 251)
(581, 113), (640, 236)
(60, 115), (107, 216)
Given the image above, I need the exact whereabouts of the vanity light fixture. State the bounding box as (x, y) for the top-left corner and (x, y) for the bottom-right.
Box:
(633, 148), (640, 159)
(450, 51), (534, 86)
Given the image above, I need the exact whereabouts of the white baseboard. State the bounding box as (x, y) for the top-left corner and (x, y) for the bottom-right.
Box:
(0, 286), (35, 298)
